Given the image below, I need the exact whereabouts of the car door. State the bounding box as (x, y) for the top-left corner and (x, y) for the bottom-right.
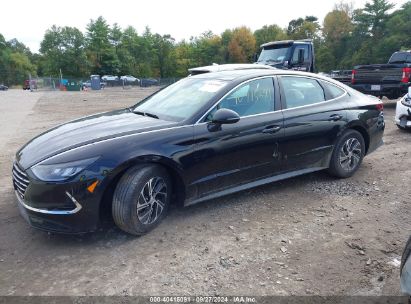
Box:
(278, 75), (348, 172)
(189, 77), (284, 199)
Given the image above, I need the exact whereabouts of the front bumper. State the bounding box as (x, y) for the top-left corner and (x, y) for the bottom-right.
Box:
(12, 163), (102, 234)
(15, 190), (100, 233)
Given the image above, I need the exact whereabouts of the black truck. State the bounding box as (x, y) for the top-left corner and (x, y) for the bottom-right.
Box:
(255, 39), (315, 72)
(351, 51), (411, 99)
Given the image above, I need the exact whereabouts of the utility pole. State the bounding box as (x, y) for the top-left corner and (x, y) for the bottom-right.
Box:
(59, 69), (63, 90)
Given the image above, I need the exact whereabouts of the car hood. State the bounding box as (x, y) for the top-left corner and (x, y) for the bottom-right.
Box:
(16, 109), (176, 169)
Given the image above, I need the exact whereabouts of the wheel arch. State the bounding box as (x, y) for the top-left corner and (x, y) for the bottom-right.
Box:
(347, 124), (370, 154)
(99, 155), (187, 221)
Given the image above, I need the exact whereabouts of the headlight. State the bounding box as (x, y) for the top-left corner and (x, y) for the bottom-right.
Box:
(30, 157), (99, 182)
(401, 96), (411, 107)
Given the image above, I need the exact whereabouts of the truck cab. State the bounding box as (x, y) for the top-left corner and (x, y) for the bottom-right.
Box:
(255, 39), (315, 73)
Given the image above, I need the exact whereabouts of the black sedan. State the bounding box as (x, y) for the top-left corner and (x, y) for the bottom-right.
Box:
(0, 84), (8, 91)
(12, 69), (385, 235)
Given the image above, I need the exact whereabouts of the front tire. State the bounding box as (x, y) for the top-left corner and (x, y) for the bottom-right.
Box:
(112, 164), (171, 235)
(328, 130), (365, 178)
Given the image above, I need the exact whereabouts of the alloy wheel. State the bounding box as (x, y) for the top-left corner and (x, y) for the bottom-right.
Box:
(339, 137), (362, 172)
(136, 177), (167, 225)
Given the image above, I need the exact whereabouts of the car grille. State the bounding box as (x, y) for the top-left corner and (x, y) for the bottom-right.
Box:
(12, 162), (29, 199)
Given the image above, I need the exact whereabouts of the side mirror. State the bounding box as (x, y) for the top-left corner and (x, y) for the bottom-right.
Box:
(408, 86), (411, 98)
(298, 49), (305, 64)
(211, 108), (240, 125)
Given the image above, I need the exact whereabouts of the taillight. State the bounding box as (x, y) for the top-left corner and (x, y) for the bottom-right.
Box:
(376, 103), (383, 112)
(401, 67), (411, 83)
(351, 69), (356, 84)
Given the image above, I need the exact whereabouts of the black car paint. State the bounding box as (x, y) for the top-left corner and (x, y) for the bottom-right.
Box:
(13, 70), (385, 233)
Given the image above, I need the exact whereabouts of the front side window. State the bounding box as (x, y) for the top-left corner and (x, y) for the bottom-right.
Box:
(280, 76), (325, 109)
(206, 78), (275, 120)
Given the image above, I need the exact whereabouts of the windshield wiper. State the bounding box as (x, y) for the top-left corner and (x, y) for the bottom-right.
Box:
(133, 110), (159, 119)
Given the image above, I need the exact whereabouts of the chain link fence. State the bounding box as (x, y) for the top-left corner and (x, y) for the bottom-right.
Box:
(13, 76), (181, 91)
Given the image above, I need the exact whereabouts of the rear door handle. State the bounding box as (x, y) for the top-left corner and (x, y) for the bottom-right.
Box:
(328, 114), (343, 121)
(262, 125), (282, 134)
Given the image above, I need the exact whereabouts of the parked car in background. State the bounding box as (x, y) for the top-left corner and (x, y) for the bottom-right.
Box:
(317, 72), (331, 78)
(351, 50), (411, 99)
(140, 78), (159, 87)
(395, 87), (411, 130)
(120, 75), (139, 83)
(82, 81), (92, 90)
(12, 67), (384, 235)
(23, 80), (37, 90)
(401, 236), (411, 297)
(82, 80), (106, 90)
(0, 84), (8, 91)
(102, 75), (119, 81)
(330, 70), (352, 85)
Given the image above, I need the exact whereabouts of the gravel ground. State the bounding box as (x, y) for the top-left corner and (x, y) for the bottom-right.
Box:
(0, 88), (410, 296)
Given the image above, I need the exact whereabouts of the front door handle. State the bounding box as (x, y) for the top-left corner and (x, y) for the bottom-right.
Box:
(262, 125), (282, 134)
(328, 114), (343, 121)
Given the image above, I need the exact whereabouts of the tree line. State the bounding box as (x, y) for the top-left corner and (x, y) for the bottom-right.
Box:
(0, 0), (410, 86)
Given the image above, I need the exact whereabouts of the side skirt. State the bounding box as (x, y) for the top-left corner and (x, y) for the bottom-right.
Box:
(184, 167), (326, 207)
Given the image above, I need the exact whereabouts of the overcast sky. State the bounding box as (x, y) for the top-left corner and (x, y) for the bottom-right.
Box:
(1, 0), (407, 53)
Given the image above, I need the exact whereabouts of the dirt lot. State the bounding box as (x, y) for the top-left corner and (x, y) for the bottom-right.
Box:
(0, 88), (410, 296)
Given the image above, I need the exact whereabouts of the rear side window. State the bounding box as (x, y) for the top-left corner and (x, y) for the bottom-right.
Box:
(389, 52), (411, 64)
(321, 81), (346, 99)
(280, 76), (325, 109)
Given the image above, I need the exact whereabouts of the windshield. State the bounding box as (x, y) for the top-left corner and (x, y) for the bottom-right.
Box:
(257, 46), (291, 63)
(134, 77), (228, 121)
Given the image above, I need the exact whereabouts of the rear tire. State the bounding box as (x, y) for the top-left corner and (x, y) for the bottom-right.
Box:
(327, 130), (365, 178)
(112, 164), (171, 235)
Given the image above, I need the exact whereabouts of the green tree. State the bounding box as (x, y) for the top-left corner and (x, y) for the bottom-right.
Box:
(86, 16), (120, 75)
(0, 34), (36, 85)
(227, 27), (256, 63)
(191, 31), (224, 66)
(40, 25), (88, 77)
(319, 5), (353, 70)
(287, 16), (320, 40)
(152, 34), (175, 78)
(354, 0), (394, 38)
(254, 24), (287, 48)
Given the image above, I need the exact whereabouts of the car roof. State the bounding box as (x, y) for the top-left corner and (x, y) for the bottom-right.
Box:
(188, 63), (274, 75)
(189, 68), (352, 89)
(189, 68), (298, 80)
